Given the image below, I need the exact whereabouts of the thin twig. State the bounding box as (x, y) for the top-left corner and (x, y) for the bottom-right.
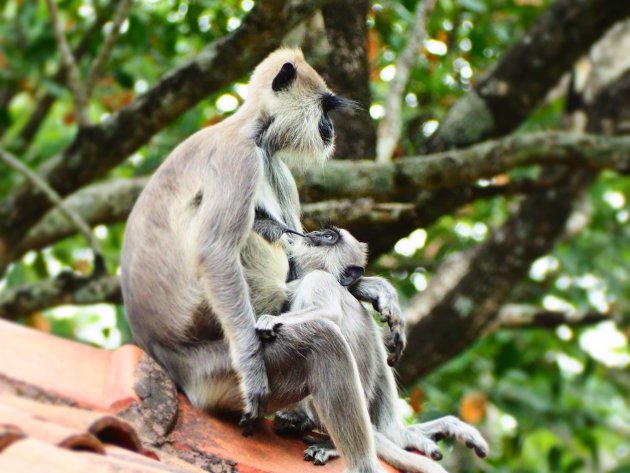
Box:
(44, 0), (90, 126)
(0, 147), (105, 275)
(376, 0), (437, 163)
(498, 304), (610, 329)
(86, 0), (133, 96)
(10, 8), (115, 154)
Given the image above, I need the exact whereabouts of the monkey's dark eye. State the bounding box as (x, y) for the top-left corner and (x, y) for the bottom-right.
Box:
(272, 62), (297, 92)
(305, 228), (339, 246)
(321, 230), (339, 243)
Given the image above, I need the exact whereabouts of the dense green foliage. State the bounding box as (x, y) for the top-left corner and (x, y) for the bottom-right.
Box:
(1, 1), (629, 472)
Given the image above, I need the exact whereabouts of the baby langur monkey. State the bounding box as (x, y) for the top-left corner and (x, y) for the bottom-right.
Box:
(253, 215), (405, 364)
(255, 226), (489, 473)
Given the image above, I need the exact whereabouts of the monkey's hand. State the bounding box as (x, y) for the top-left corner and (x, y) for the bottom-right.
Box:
(237, 346), (270, 437)
(374, 294), (407, 366)
(255, 314), (283, 341)
(351, 276), (407, 366)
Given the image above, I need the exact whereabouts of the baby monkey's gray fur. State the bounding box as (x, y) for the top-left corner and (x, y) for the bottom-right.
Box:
(256, 227), (488, 473)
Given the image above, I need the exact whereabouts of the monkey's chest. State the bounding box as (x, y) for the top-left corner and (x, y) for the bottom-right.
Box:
(240, 232), (290, 315)
(255, 159), (301, 231)
(255, 179), (285, 226)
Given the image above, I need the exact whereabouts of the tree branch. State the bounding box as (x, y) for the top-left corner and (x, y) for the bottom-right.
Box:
(0, 274), (121, 321)
(7, 131), (630, 262)
(297, 131), (630, 203)
(0, 147), (104, 274)
(44, 0), (90, 126)
(497, 304), (610, 329)
(398, 169), (592, 384)
(426, 0), (630, 152)
(302, 199), (416, 231)
(18, 177), (148, 256)
(85, 0), (133, 96)
(16, 178), (526, 261)
(0, 0), (331, 274)
(10, 8), (114, 154)
(376, 0), (436, 163)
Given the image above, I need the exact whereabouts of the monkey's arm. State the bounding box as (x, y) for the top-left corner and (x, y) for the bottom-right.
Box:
(197, 153), (269, 434)
(253, 207), (303, 243)
(256, 272), (344, 339)
(350, 276), (407, 366)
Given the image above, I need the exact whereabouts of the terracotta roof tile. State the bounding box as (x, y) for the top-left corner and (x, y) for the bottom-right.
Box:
(0, 424), (25, 451)
(0, 319), (401, 472)
(0, 395), (142, 451)
(105, 445), (204, 473)
(0, 403), (105, 453)
(0, 319), (142, 410)
(3, 438), (170, 473)
(0, 398), (206, 473)
(0, 454), (65, 473)
(170, 395), (398, 473)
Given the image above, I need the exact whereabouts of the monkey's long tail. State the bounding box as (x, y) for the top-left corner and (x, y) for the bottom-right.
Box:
(374, 431), (448, 473)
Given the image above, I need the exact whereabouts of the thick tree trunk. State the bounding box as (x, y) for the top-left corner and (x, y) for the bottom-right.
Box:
(321, 0), (376, 159)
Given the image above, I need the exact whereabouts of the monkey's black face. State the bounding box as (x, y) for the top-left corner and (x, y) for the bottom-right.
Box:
(264, 60), (353, 164)
(319, 94), (353, 145)
(304, 228), (341, 246)
(318, 115), (334, 145)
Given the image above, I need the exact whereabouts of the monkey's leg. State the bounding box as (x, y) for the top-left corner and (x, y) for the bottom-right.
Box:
(266, 336), (451, 473)
(195, 153), (270, 432)
(264, 316), (385, 473)
(173, 312), (385, 473)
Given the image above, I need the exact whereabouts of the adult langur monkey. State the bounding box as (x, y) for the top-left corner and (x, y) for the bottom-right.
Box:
(122, 49), (402, 473)
(256, 226), (489, 473)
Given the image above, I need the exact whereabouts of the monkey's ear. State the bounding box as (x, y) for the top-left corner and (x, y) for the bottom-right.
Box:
(340, 265), (365, 287)
(272, 62), (297, 92)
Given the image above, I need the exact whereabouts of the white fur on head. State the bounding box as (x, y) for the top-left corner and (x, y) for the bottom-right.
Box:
(244, 48), (335, 169)
(289, 228), (368, 282)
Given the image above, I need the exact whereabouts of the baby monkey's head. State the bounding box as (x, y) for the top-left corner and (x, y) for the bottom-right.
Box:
(289, 227), (368, 287)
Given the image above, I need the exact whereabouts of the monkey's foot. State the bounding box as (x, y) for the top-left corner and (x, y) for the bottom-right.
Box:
(303, 437), (339, 465)
(400, 429), (443, 461)
(255, 314), (283, 341)
(408, 416), (489, 458)
(274, 409), (315, 436)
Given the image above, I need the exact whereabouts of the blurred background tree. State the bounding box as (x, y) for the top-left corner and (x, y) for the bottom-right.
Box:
(1, 0), (630, 471)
